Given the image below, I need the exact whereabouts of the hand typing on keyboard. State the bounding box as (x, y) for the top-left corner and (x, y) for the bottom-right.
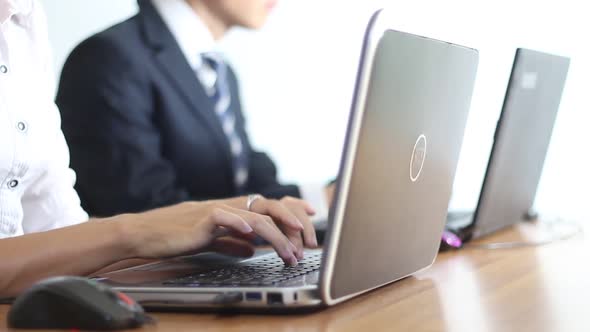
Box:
(122, 195), (318, 267)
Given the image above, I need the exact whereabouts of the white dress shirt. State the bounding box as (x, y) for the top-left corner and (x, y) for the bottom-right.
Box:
(152, 0), (330, 221)
(0, 0), (88, 238)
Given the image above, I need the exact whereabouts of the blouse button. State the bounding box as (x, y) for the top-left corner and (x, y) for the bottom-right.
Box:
(8, 180), (19, 189)
(16, 121), (27, 132)
(0, 65), (7, 74)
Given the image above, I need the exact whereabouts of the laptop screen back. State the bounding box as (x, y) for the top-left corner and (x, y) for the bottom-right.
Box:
(470, 49), (570, 239)
(321, 10), (479, 304)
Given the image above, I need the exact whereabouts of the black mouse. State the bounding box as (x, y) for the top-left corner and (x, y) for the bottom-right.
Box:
(8, 276), (152, 330)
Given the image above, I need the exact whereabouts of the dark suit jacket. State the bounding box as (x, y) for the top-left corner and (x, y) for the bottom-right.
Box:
(56, 0), (300, 217)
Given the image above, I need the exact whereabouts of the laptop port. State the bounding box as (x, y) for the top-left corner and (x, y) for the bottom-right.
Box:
(245, 292), (262, 301)
(267, 293), (283, 305)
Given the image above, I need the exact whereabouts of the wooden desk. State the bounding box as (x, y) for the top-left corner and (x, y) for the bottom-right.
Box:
(1, 221), (589, 332)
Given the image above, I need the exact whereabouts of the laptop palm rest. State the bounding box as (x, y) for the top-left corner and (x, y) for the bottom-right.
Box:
(98, 250), (273, 286)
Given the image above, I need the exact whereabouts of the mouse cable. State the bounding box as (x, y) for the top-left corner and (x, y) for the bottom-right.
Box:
(464, 217), (584, 250)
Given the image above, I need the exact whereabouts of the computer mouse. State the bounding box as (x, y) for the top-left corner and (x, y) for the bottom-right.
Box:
(439, 229), (463, 252)
(8, 276), (153, 330)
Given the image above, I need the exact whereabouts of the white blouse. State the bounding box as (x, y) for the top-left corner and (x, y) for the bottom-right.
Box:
(0, 0), (87, 239)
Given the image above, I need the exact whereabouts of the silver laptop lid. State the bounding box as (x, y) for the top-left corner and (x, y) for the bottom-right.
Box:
(320, 9), (479, 305)
(470, 49), (570, 239)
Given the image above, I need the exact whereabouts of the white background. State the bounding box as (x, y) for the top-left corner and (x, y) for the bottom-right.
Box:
(40, 0), (589, 221)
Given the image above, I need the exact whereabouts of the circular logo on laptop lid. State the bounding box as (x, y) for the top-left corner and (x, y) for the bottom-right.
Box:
(410, 134), (427, 182)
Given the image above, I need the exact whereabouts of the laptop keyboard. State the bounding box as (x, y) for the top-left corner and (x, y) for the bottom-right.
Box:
(163, 251), (322, 287)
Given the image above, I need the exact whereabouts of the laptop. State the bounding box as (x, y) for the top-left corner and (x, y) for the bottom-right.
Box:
(97, 9), (479, 310)
(446, 48), (570, 243)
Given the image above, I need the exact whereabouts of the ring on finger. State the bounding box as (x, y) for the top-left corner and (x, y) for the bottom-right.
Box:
(247, 194), (264, 211)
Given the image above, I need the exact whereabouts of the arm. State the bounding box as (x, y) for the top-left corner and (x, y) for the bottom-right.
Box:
(0, 219), (130, 297)
(0, 196), (317, 298)
(56, 35), (190, 216)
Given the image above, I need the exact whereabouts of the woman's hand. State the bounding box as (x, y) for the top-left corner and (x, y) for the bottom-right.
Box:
(216, 196), (318, 260)
(117, 197), (316, 266)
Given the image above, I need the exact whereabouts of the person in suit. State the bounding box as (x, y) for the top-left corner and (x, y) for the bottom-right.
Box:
(56, 0), (332, 219)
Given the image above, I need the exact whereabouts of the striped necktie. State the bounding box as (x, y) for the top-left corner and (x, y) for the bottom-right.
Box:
(201, 53), (249, 191)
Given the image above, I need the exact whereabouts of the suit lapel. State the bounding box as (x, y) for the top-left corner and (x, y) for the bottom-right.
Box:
(137, 0), (232, 159)
(154, 48), (232, 151)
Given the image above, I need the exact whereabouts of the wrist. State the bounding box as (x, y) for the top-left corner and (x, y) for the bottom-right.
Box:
(100, 214), (141, 260)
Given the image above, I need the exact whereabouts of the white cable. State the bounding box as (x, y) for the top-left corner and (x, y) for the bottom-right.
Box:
(464, 218), (584, 250)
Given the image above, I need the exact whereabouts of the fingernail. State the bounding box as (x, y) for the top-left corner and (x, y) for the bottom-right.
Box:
(297, 250), (304, 260)
(243, 223), (253, 233)
(293, 218), (304, 230)
(289, 255), (298, 267)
